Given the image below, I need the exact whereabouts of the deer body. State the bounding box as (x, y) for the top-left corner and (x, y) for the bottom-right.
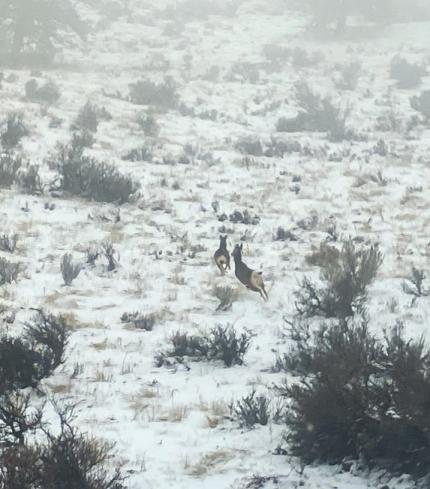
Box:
(214, 235), (230, 275)
(232, 243), (268, 301)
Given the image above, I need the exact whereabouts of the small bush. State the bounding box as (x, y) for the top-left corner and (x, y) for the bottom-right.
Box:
(49, 140), (139, 204)
(122, 146), (153, 162)
(136, 112), (160, 137)
(213, 285), (238, 311)
(295, 239), (382, 319)
(410, 90), (430, 120)
(276, 84), (352, 141)
(72, 102), (112, 133)
(274, 227), (298, 242)
(120, 312), (156, 331)
(0, 258), (20, 286)
(0, 391), (43, 445)
(60, 254), (81, 286)
(226, 210), (260, 225)
(0, 153), (21, 187)
(0, 402), (125, 489)
(1, 113), (28, 149)
(129, 78), (178, 109)
(229, 62), (260, 83)
(282, 317), (430, 478)
(85, 245), (100, 266)
(17, 164), (43, 194)
(334, 61), (361, 91)
(71, 130), (95, 148)
(25, 78), (60, 104)
(402, 266), (429, 302)
(155, 325), (251, 367)
(0, 234), (18, 253)
(390, 57), (426, 89)
(232, 390), (270, 428)
(24, 310), (70, 370)
(155, 331), (209, 367)
(208, 325), (251, 367)
(102, 242), (117, 271)
(0, 310), (68, 395)
(235, 137), (264, 156)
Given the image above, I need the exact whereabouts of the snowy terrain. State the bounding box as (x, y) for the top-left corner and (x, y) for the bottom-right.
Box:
(1, 0), (430, 487)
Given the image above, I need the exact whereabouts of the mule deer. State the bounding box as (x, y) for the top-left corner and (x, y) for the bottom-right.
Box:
(214, 235), (230, 275)
(232, 243), (268, 301)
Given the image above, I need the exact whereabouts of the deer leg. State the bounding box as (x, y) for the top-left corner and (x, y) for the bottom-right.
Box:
(215, 261), (225, 276)
(260, 285), (269, 301)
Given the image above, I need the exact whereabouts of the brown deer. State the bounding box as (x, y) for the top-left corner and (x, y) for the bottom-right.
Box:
(232, 243), (268, 301)
(214, 235), (230, 275)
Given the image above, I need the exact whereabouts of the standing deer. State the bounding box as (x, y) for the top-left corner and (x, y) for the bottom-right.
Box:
(232, 243), (268, 301)
(214, 235), (230, 275)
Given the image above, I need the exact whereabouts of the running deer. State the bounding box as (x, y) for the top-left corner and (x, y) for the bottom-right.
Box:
(214, 235), (230, 275)
(232, 243), (268, 301)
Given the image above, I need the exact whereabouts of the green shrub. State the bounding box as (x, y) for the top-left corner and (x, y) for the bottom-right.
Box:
(129, 78), (178, 109)
(295, 238), (383, 319)
(276, 84), (352, 142)
(282, 317), (430, 478)
(155, 325), (251, 368)
(390, 57), (426, 89)
(25, 79), (60, 104)
(49, 140), (139, 204)
(1, 113), (28, 149)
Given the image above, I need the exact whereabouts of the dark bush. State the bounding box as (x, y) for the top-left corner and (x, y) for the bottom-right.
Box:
(102, 242), (117, 271)
(136, 112), (160, 137)
(25, 79), (60, 104)
(24, 310), (70, 370)
(0, 0), (86, 67)
(1, 113), (28, 149)
(402, 266), (429, 303)
(295, 239), (382, 319)
(120, 312), (156, 331)
(232, 390), (270, 428)
(71, 130), (95, 149)
(235, 138), (264, 156)
(227, 210), (260, 225)
(410, 90), (430, 120)
(276, 84), (352, 141)
(0, 153), (21, 187)
(129, 78), (178, 109)
(60, 254), (81, 286)
(390, 57), (426, 89)
(17, 164), (43, 194)
(155, 325), (251, 367)
(0, 392), (43, 445)
(213, 285), (238, 312)
(49, 140), (139, 204)
(282, 317), (430, 478)
(72, 102), (112, 133)
(0, 258), (20, 286)
(0, 310), (69, 395)
(85, 245), (100, 266)
(122, 146), (153, 162)
(0, 337), (43, 394)
(208, 325), (251, 367)
(273, 227), (298, 242)
(0, 234), (18, 253)
(334, 61), (361, 91)
(155, 331), (209, 367)
(0, 403), (125, 489)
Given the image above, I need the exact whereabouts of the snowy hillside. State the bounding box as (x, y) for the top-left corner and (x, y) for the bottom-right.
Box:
(1, 1), (430, 488)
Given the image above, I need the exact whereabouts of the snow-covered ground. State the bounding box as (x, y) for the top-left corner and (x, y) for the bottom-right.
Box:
(1, 1), (430, 487)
